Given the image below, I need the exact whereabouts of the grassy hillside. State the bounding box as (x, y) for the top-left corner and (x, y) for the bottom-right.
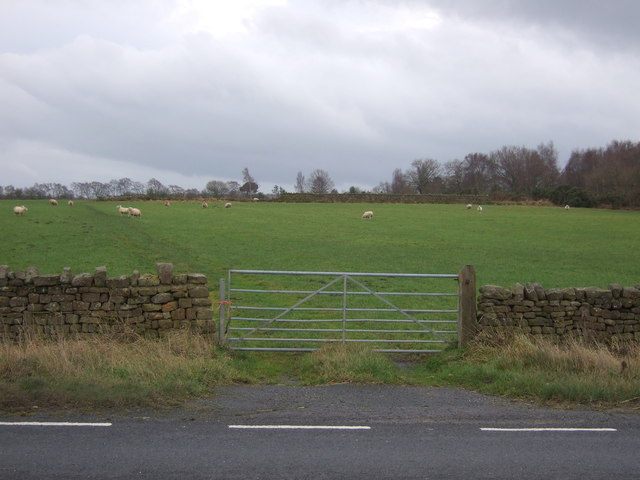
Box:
(1, 199), (638, 289)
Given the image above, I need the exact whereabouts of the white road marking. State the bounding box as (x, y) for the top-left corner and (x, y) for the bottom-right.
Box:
(0, 422), (112, 427)
(481, 428), (617, 432)
(229, 425), (371, 430)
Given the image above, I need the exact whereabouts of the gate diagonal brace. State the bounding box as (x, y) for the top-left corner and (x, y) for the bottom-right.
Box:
(345, 275), (448, 342)
(234, 275), (345, 341)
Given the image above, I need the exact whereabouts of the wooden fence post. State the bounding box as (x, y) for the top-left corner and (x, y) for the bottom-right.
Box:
(458, 265), (477, 347)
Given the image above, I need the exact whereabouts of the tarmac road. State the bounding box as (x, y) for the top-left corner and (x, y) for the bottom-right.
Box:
(1, 385), (639, 479)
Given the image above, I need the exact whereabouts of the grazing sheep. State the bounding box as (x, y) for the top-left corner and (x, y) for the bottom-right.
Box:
(564, 204), (570, 210)
(466, 204), (472, 210)
(49, 199), (58, 206)
(128, 207), (142, 217)
(201, 201), (208, 208)
(477, 205), (483, 212)
(253, 197), (259, 201)
(225, 202), (232, 208)
(116, 205), (129, 215)
(13, 205), (28, 216)
(362, 210), (374, 219)
(68, 200), (74, 206)
(164, 200), (171, 207)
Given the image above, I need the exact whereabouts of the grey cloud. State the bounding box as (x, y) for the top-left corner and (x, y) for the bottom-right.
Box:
(1, 0), (639, 192)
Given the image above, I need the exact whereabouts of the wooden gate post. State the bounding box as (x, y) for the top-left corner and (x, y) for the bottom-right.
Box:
(458, 265), (477, 347)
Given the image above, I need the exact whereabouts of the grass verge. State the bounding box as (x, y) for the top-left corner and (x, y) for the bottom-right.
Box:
(1, 332), (640, 414)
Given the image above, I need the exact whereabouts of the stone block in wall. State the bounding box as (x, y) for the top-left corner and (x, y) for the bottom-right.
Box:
(0, 265), (8, 287)
(171, 285), (188, 298)
(188, 286), (209, 298)
(26, 266), (39, 283)
(546, 289), (563, 301)
(192, 298), (212, 307)
(32, 275), (60, 287)
(194, 307), (212, 320)
(94, 267), (107, 287)
(135, 287), (158, 296)
(158, 319), (173, 329)
(524, 283), (538, 301)
(142, 303), (162, 312)
(173, 274), (188, 285)
(106, 276), (131, 288)
(60, 267), (73, 284)
(622, 287), (640, 302)
(151, 292), (173, 304)
(157, 263), (173, 284)
(609, 284), (623, 298)
(512, 283), (524, 301)
(138, 275), (160, 286)
(188, 273), (207, 285)
(73, 300), (90, 311)
(72, 274), (93, 287)
(161, 301), (178, 312)
(479, 285), (512, 300)
(9, 297), (27, 308)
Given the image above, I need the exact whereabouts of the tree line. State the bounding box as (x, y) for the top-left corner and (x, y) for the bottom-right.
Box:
(2, 139), (639, 208)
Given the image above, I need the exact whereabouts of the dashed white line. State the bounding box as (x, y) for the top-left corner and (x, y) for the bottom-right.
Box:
(481, 428), (617, 432)
(229, 425), (371, 430)
(0, 422), (112, 427)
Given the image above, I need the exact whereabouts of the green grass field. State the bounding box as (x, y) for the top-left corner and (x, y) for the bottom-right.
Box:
(1, 199), (637, 290)
(2, 199), (640, 412)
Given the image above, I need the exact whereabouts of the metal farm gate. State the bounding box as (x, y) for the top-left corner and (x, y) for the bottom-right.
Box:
(217, 267), (476, 354)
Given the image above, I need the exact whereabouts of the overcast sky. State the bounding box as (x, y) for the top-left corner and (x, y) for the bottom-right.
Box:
(1, 0), (639, 193)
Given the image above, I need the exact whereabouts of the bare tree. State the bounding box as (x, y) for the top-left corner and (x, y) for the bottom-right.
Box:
(226, 181), (240, 198)
(372, 181), (391, 194)
(408, 159), (440, 194)
(306, 169), (334, 194)
(391, 168), (412, 194)
(205, 180), (230, 198)
(146, 178), (168, 198)
(295, 171), (305, 193)
(241, 167), (258, 196)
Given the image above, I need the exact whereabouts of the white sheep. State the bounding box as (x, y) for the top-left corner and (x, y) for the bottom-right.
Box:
(466, 204), (472, 210)
(128, 207), (142, 217)
(225, 202), (232, 208)
(564, 204), (570, 210)
(477, 205), (483, 212)
(68, 200), (74, 206)
(116, 205), (129, 215)
(49, 199), (58, 206)
(13, 205), (28, 216)
(362, 210), (374, 219)
(201, 201), (208, 208)
(253, 197), (259, 201)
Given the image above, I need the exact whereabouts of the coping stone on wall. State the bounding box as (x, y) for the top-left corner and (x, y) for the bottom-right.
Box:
(157, 263), (173, 284)
(72, 273), (93, 287)
(479, 285), (512, 300)
(94, 267), (107, 287)
(60, 267), (73, 284)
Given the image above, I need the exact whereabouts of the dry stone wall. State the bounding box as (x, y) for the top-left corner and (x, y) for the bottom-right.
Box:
(0, 263), (214, 340)
(477, 282), (640, 343)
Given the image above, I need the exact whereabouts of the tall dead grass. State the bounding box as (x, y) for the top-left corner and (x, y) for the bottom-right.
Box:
(463, 333), (640, 407)
(0, 330), (246, 411)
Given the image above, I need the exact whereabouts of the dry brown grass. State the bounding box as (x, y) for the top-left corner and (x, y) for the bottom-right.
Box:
(460, 332), (640, 408)
(0, 330), (245, 412)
